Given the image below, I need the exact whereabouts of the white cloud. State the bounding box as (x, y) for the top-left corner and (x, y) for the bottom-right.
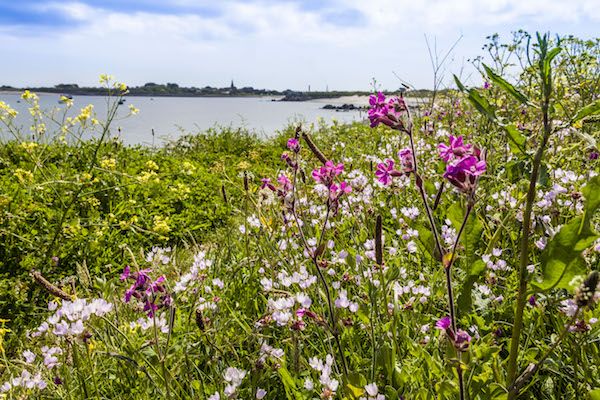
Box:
(0, 0), (598, 89)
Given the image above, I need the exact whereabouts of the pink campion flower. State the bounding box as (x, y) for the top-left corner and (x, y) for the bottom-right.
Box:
(277, 174), (292, 193)
(375, 159), (401, 186)
(122, 267), (171, 317)
(436, 316), (451, 330)
(120, 265), (131, 281)
(260, 178), (276, 191)
(312, 161), (344, 187)
(439, 136), (486, 194)
(368, 92), (408, 131)
(454, 330), (472, 351)
(287, 138), (300, 153)
(330, 181), (352, 198)
(438, 135), (472, 162)
(398, 148), (414, 173)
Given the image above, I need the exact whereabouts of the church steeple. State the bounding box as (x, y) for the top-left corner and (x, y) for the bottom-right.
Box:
(230, 80), (235, 90)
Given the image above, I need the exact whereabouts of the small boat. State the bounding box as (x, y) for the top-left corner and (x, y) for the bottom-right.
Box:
(118, 99), (126, 105)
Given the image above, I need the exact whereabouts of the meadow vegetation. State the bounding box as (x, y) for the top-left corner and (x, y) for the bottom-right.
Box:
(0, 32), (599, 399)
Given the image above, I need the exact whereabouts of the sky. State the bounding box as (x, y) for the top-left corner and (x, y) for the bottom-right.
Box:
(0, 0), (598, 91)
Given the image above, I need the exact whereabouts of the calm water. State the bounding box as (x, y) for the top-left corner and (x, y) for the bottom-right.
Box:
(0, 93), (366, 145)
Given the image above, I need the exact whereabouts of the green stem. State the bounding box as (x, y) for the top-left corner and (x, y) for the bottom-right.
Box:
(506, 78), (553, 393)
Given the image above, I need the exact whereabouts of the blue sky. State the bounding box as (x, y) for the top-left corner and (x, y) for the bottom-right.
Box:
(0, 0), (598, 90)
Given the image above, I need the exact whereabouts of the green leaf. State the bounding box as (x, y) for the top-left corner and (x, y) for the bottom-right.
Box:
(277, 365), (303, 400)
(534, 176), (600, 290)
(446, 203), (484, 262)
(453, 75), (467, 92)
(503, 124), (528, 155)
(458, 260), (486, 312)
(572, 99), (600, 124)
(483, 64), (530, 105)
(589, 389), (600, 400)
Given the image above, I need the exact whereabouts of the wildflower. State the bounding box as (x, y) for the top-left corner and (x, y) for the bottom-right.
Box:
(454, 330), (472, 351)
(398, 148), (414, 173)
(223, 367), (246, 397)
(287, 138), (300, 153)
(312, 161), (344, 187)
(375, 159), (401, 186)
(256, 388), (267, 399)
(261, 178), (276, 191)
(360, 383), (385, 400)
(436, 316), (451, 331)
(121, 266), (170, 317)
(22, 350), (35, 364)
(368, 92), (408, 131)
(439, 136), (486, 194)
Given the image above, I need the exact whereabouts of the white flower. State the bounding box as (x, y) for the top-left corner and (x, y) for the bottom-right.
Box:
(256, 388), (267, 399)
(304, 378), (314, 390)
(22, 350), (36, 364)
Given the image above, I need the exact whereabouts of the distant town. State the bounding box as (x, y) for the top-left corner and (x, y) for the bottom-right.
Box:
(0, 81), (434, 101)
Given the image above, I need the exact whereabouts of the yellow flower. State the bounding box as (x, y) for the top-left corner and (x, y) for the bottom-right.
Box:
(20, 142), (39, 152)
(152, 216), (171, 235)
(181, 161), (196, 175)
(138, 171), (159, 183)
(100, 158), (117, 170)
(14, 168), (34, 183)
(145, 160), (159, 171)
(237, 160), (251, 170)
(75, 105), (94, 124)
(99, 74), (114, 85)
(59, 96), (74, 107)
(119, 82), (128, 92)
(128, 104), (139, 115)
(21, 90), (38, 101)
(0, 101), (18, 119)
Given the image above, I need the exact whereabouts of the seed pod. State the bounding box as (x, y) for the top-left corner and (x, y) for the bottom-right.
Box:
(576, 271), (599, 307)
(30, 269), (72, 301)
(221, 184), (228, 204)
(301, 132), (327, 164)
(243, 171), (249, 192)
(195, 308), (205, 331)
(375, 215), (383, 266)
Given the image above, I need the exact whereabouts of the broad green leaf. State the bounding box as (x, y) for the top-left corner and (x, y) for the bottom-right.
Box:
(453, 74), (467, 92)
(483, 63), (530, 105)
(446, 203), (484, 262)
(454, 75), (496, 123)
(502, 124), (528, 155)
(458, 260), (486, 312)
(572, 99), (600, 124)
(535, 176), (600, 290)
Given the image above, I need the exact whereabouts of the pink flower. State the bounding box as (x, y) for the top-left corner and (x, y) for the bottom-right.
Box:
(438, 135), (472, 162)
(439, 136), (486, 194)
(368, 92), (408, 131)
(330, 181), (352, 198)
(287, 138), (300, 153)
(375, 159), (401, 186)
(312, 161), (344, 187)
(261, 178), (276, 191)
(398, 148), (414, 173)
(277, 174), (292, 192)
(120, 265), (131, 281)
(436, 316), (451, 330)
